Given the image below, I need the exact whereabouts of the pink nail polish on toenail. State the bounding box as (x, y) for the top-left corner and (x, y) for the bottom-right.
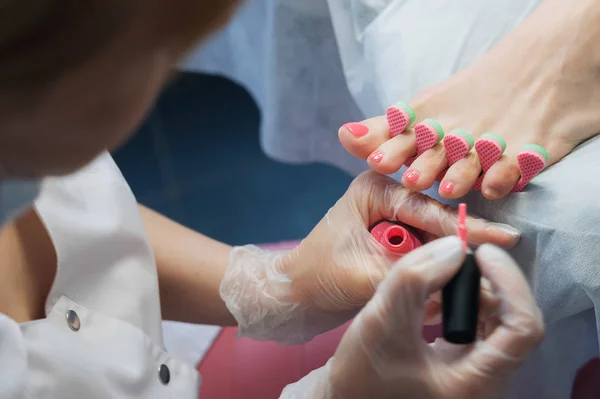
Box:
(370, 150), (384, 163)
(343, 122), (369, 138)
(404, 170), (419, 183)
(441, 181), (455, 194)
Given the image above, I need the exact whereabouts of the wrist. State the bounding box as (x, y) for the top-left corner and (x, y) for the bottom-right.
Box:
(219, 245), (311, 344)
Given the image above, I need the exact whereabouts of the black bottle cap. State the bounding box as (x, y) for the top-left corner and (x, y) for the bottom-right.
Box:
(442, 252), (481, 344)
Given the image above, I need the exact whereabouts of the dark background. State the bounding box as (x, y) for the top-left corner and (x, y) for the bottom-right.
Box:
(113, 72), (353, 245)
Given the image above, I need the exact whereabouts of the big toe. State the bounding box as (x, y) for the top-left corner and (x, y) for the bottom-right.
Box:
(338, 116), (391, 159)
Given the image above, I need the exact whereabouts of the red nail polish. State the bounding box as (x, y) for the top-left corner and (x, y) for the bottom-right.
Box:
(404, 170), (419, 183)
(441, 181), (455, 194)
(343, 122), (369, 138)
(370, 150), (384, 163)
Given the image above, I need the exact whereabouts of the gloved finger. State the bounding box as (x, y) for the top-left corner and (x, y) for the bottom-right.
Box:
(477, 288), (502, 338)
(390, 195), (520, 249)
(359, 237), (465, 357)
(462, 244), (544, 377)
(353, 172), (521, 248)
(423, 278), (497, 326)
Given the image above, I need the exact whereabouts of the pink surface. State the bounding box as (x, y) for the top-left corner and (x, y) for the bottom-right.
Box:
(386, 106), (411, 137)
(198, 323), (443, 399)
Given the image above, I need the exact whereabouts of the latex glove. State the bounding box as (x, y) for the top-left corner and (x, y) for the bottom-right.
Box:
(220, 171), (521, 344)
(280, 239), (544, 399)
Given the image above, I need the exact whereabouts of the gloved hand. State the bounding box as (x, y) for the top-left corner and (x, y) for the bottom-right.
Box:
(280, 239), (544, 399)
(220, 171), (521, 344)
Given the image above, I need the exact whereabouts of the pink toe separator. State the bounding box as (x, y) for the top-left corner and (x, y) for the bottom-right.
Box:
(512, 150), (546, 192)
(415, 122), (440, 154)
(475, 138), (504, 172)
(435, 134), (472, 181)
(404, 122), (441, 167)
(444, 135), (472, 166)
(387, 106), (411, 138)
(472, 138), (505, 191)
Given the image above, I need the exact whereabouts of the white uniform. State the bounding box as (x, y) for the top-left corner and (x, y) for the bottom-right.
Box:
(0, 153), (200, 398)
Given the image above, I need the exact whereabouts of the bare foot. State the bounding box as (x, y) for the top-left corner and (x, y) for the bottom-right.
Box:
(339, 0), (600, 200)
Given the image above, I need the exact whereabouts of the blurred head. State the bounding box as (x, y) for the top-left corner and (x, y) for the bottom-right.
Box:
(0, 0), (239, 178)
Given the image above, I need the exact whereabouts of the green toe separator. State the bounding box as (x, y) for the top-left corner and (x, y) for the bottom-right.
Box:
(396, 101), (416, 127)
(422, 118), (445, 142)
(450, 129), (474, 148)
(521, 144), (549, 162)
(481, 132), (507, 153)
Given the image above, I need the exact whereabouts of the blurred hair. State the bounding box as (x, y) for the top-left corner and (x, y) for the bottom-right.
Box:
(0, 0), (239, 89)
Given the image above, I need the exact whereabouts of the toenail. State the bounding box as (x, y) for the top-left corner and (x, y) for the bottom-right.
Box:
(343, 122), (369, 138)
(404, 170), (419, 183)
(440, 181), (455, 194)
(370, 150), (384, 163)
(484, 187), (502, 199)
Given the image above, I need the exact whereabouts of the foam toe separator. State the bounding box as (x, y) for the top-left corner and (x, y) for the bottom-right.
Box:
(512, 144), (548, 192)
(387, 101), (416, 137)
(415, 118), (444, 155)
(444, 129), (473, 166)
(475, 133), (506, 172)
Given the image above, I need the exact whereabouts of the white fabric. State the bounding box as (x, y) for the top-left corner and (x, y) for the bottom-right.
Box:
(327, 0), (541, 116)
(180, 0), (365, 173)
(0, 179), (40, 227)
(462, 136), (600, 399)
(162, 322), (221, 366)
(1, 153), (200, 398)
(181, 0), (540, 177)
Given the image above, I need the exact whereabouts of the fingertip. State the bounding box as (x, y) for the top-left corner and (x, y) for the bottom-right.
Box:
(476, 243), (509, 259)
(488, 223), (521, 249)
(474, 244), (522, 278)
(466, 218), (521, 249)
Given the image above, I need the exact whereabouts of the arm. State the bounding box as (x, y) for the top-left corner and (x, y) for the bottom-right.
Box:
(0, 204), (236, 326)
(138, 204), (236, 326)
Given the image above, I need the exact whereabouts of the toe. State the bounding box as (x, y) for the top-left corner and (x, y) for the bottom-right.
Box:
(438, 153), (482, 199)
(338, 116), (391, 159)
(401, 145), (448, 191)
(387, 101), (417, 136)
(367, 130), (417, 174)
(481, 156), (520, 199)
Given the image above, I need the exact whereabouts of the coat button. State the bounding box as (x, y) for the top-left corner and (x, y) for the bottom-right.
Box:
(158, 364), (170, 385)
(65, 310), (80, 331)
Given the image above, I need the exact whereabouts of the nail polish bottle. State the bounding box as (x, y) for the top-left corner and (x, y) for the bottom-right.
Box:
(442, 203), (481, 344)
